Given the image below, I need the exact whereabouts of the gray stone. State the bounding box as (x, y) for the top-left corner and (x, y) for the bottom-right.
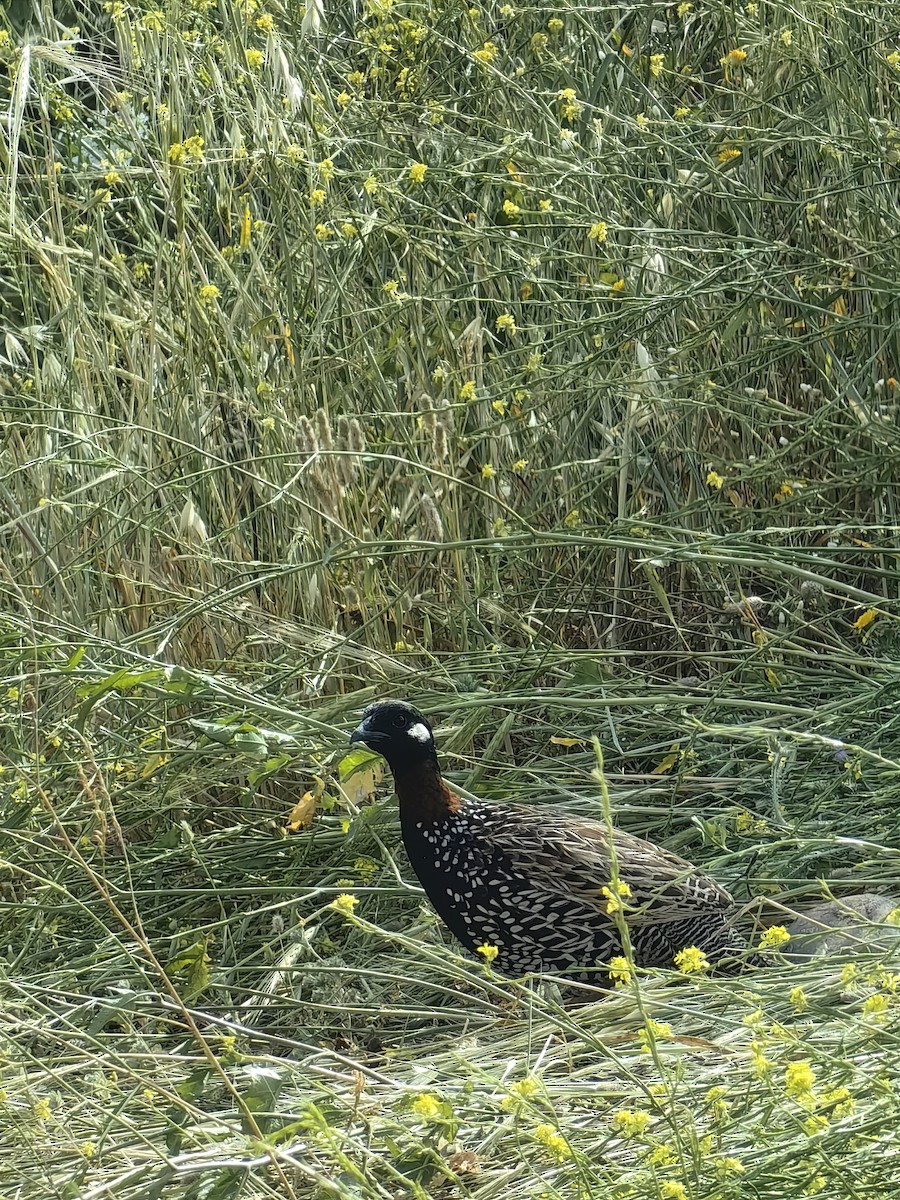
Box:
(783, 894), (900, 961)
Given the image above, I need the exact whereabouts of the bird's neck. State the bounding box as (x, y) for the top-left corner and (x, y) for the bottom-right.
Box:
(392, 757), (462, 821)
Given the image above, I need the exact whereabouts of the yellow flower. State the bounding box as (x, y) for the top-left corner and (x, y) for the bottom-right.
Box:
(720, 47), (747, 67)
(315, 224), (333, 241)
(758, 925), (791, 950)
(718, 147), (742, 163)
(481, 464), (496, 479)
(611, 1109), (650, 1137)
(887, 50), (900, 70)
(332, 893), (358, 915)
(601, 880), (632, 914)
(588, 220), (608, 242)
(382, 279), (399, 295)
(840, 962), (858, 985)
(862, 992), (890, 1019)
(408, 161), (428, 184)
(363, 175), (379, 195)
(716, 1157), (744, 1177)
(706, 469), (725, 489)
(676, 1), (691, 14)
(500, 3), (514, 14)
(476, 942), (499, 962)
(79, 1142), (96, 1158)
(341, 222), (358, 237)
(784, 1060), (816, 1098)
(641, 1017), (673, 1041)
(502, 199), (520, 218)
(495, 313), (516, 335)
(319, 157), (334, 180)
(673, 945), (710, 973)
(790, 986), (809, 1013)
(539, 198), (552, 212)
(534, 1124), (570, 1162)
(6, 686), (20, 701)
(104, 169), (122, 186)
(804, 1114), (829, 1135)
(255, 13), (275, 31)
(309, 188), (326, 207)
(659, 1183), (687, 1200)
(610, 278), (625, 293)
(32, 1099), (52, 1121)
(823, 1086), (854, 1117)
(474, 40), (498, 63)
(780, 28), (793, 46)
(649, 53), (664, 77)
(607, 955), (631, 986)
(198, 284), (220, 306)
(674, 106), (691, 118)
(411, 1092), (442, 1118)
(246, 47), (264, 70)
(531, 31), (548, 53)
(512, 459), (528, 473)
(635, 113), (649, 130)
(459, 381), (477, 401)
(548, 18), (563, 33)
(509, 1077), (538, 1099)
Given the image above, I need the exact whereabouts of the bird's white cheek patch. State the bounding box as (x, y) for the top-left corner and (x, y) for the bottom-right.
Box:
(407, 722), (432, 743)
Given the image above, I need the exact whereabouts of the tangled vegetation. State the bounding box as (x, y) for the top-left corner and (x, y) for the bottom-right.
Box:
(2, 0), (900, 1196)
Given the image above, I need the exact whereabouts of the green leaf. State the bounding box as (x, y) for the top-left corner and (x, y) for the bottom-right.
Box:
(338, 747), (382, 779)
(167, 936), (212, 1001)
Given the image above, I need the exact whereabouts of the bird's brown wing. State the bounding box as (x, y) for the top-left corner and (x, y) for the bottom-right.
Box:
(475, 802), (732, 926)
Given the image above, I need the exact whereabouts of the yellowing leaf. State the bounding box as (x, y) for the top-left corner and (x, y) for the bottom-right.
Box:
(853, 608), (878, 632)
(765, 668), (781, 689)
(651, 743), (681, 775)
(550, 736), (588, 747)
(240, 202), (252, 248)
(287, 790), (318, 832)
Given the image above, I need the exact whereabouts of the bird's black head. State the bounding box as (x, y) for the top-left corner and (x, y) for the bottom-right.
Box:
(349, 700), (437, 773)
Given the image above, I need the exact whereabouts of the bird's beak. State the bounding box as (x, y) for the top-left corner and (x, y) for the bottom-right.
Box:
(349, 725), (386, 749)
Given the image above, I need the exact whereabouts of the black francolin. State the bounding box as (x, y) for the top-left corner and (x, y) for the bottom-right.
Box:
(349, 700), (750, 982)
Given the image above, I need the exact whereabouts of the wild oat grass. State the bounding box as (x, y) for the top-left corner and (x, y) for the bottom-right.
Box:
(2, 0), (900, 1196)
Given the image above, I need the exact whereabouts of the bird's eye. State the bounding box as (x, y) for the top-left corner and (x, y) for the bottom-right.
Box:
(391, 713), (408, 729)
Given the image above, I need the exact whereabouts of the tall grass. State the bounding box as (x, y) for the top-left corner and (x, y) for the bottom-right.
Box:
(2, 0), (900, 1196)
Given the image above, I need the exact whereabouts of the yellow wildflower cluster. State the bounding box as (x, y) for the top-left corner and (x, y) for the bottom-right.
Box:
(605, 955), (630, 986)
(784, 1060), (816, 1099)
(611, 1108), (650, 1136)
(168, 135), (205, 165)
(411, 1092), (442, 1119)
(601, 879), (631, 914)
(673, 945), (710, 973)
(534, 1123), (570, 1162)
(758, 925), (791, 950)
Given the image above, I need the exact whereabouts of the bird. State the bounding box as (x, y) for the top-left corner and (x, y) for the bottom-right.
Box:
(349, 700), (752, 982)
